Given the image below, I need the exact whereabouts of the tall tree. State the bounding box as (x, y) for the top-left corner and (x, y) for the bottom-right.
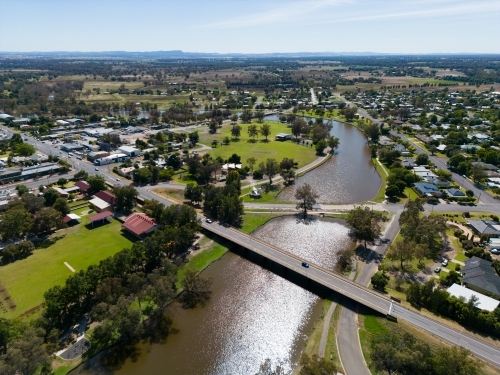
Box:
(260, 123), (271, 141)
(87, 175), (106, 193)
(327, 135), (340, 152)
(248, 124), (259, 141)
(386, 239), (415, 271)
(33, 207), (66, 233)
(346, 205), (384, 248)
(0, 207), (33, 240)
(258, 158), (280, 185)
(295, 183), (319, 218)
(231, 125), (242, 139)
(114, 186), (138, 211)
(53, 198), (70, 215)
(246, 157), (257, 172)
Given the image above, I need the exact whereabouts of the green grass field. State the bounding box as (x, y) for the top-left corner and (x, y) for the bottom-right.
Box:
(199, 121), (317, 168)
(0, 218), (134, 319)
(372, 158), (388, 203)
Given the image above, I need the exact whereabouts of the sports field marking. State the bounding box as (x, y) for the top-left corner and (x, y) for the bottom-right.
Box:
(64, 262), (75, 272)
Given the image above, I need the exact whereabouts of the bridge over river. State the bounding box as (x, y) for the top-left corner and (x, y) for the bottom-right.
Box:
(201, 220), (500, 368)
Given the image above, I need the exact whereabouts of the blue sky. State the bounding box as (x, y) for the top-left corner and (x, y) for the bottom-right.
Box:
(1, 0), (499, 53)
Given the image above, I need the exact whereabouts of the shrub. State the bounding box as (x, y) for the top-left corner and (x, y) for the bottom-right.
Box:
(252, 170), (263, 179)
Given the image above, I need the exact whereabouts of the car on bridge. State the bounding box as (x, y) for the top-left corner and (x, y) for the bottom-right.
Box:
(205, 218), (213, 223)
(301, 262), (309, 268)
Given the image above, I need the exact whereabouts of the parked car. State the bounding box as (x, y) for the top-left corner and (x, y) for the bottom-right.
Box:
(442, 260), (448, 267)
(434, 267), (441, 273)
(491, 249), (500, 254)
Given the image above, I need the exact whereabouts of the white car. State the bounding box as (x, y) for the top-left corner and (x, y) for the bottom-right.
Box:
(95, 167), (99, 171)
(442, 260), (448, 267)
(434, 267), (441, 273)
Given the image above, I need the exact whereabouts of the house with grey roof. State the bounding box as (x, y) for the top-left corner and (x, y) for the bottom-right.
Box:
(413, 182), (442, 197)
(446, 188), (466, 197)
(462, 257), (500, 298)
(468, 220), (500, 237)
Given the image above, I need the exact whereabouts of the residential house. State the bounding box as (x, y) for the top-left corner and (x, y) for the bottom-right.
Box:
(468, 220), (500, 237)
(89, 197), (111, 213)
(447, 284), (499, 312)
(379, 136), (395, 146)
(462, 257), (500, 299)
(74, 181), (90, 194)
(413, 182), (442, 197)
(93, 191), (117, 208)
(445, 188), (466, 197)
(394, 144), (410, 156)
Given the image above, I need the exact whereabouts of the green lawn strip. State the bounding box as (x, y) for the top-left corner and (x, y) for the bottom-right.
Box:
(240, 212), (286, 234)
(152, 188), (186, 203)
(358, 311), (389, 375)
(198, 121), (316, 169)
(371, 158), (387, 203)
(241, 184), (291, 203)
(176, 243), (229, 291)
(435, 211), (496, 225)
(0, 219), (134, 319)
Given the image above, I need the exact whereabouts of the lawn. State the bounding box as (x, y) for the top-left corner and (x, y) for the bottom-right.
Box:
(240, 212), (286, 234)
(198, 121), (317, 168)
(0, 218), (134, 319)
(372, 158), (388, 203)
(241, 183), (291, 203)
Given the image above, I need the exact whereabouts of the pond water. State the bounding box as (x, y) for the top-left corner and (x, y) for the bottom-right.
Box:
(73, 217), (351, 375)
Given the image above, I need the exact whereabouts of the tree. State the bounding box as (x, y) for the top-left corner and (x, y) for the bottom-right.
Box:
(16, 185), (29, 196)
(188, 131), (199, 146)
(260, 123), (271, 141)
(21, 194), (44, 213)
(291, 118), (306, 139)
(74, 169), (89, 181)
(15, 143), (36, 156)
(295, 183), (319, 219)
(429, 145), (438, 155)
(0, 207), (33, 240)
(226, 170), (241, 194)
(248, 124), (259, 141)
(246, 157), (257, 172)
(222, 136), (230, 145)
(387, 239), (416, 270)
(180, 269), (212, 308)
(255, 111), (265, 123)
(114, 186), (138, 211)
(327, 135), (340, 152)
(33, 207), (66, 233)
(471, 163), (487, 183)
(433, 346), (481, 375)
(315, 139), (327, 155)
(365, 123), (380, 142)
(208, 119), (217, 134)
(53, 198), (70, 215)
(231, 125), (242, 139)
(184, 183), (203, 205)
(241, 109), (253, 123)
(87, 175), (106, 193)
(299, 354), (340, 375)
(259, 158), (280, 185)
(57, 178), (68, 187)
(218, 194), (244, 225)
(385, 184), (400, 199)
(231, 114), (238, 123)
(371, 271), (389, 291)
(133, 167), (153, 184)
(416, 153), (429, 166)
(346, 205), (384, 248)
(0, 328), (50, 375)
(9, 133), (23, 148)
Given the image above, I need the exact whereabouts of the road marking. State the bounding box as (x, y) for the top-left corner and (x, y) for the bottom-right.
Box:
(389, 302), (393, 315)
(64, 262), (75, 272)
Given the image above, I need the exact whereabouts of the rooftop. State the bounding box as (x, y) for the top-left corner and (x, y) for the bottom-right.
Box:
(447, 284), (499, 312)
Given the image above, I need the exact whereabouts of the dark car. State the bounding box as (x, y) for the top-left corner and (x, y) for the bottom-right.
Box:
(301, 262), (309, 268)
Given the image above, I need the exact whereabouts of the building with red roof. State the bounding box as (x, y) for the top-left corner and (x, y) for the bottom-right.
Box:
(93, 191), (117, 207)
(75, 180), (90, 193)
(122, 213), (159, 238)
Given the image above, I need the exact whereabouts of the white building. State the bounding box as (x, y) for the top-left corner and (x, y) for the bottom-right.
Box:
(118, 146), (141, 157)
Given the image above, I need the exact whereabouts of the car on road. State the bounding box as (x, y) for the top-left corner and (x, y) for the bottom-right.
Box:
(442, 260), (448, 267)
(491, 249), (500, 254)
(95, 167), (99, 171)
(434, 266), (441, 273)
(205, 218), (212, 223)
(302, 262), (309, 268)
(116, 178), (120, 181)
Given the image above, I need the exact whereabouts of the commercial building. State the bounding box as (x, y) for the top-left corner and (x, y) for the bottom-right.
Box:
(93, 153), (129, 166)
(447, 284), (499, 312)
(122, 213), (159, 238)
(118, 146), (141, 157)
(61, 143), (85, 153)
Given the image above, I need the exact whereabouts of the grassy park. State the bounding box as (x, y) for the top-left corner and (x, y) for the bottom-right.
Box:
(199, 121), (317, 168)
(0, 218), (134, 319)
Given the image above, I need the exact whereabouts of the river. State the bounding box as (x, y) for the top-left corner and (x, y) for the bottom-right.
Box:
(278, 119), (381, 203)
(74, 217), (352, 375)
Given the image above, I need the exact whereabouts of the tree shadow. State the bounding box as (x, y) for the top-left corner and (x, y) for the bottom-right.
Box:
(37, 235), (65, 249)
(355, 244), (383, 264)
(247, 139), (258, 143)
